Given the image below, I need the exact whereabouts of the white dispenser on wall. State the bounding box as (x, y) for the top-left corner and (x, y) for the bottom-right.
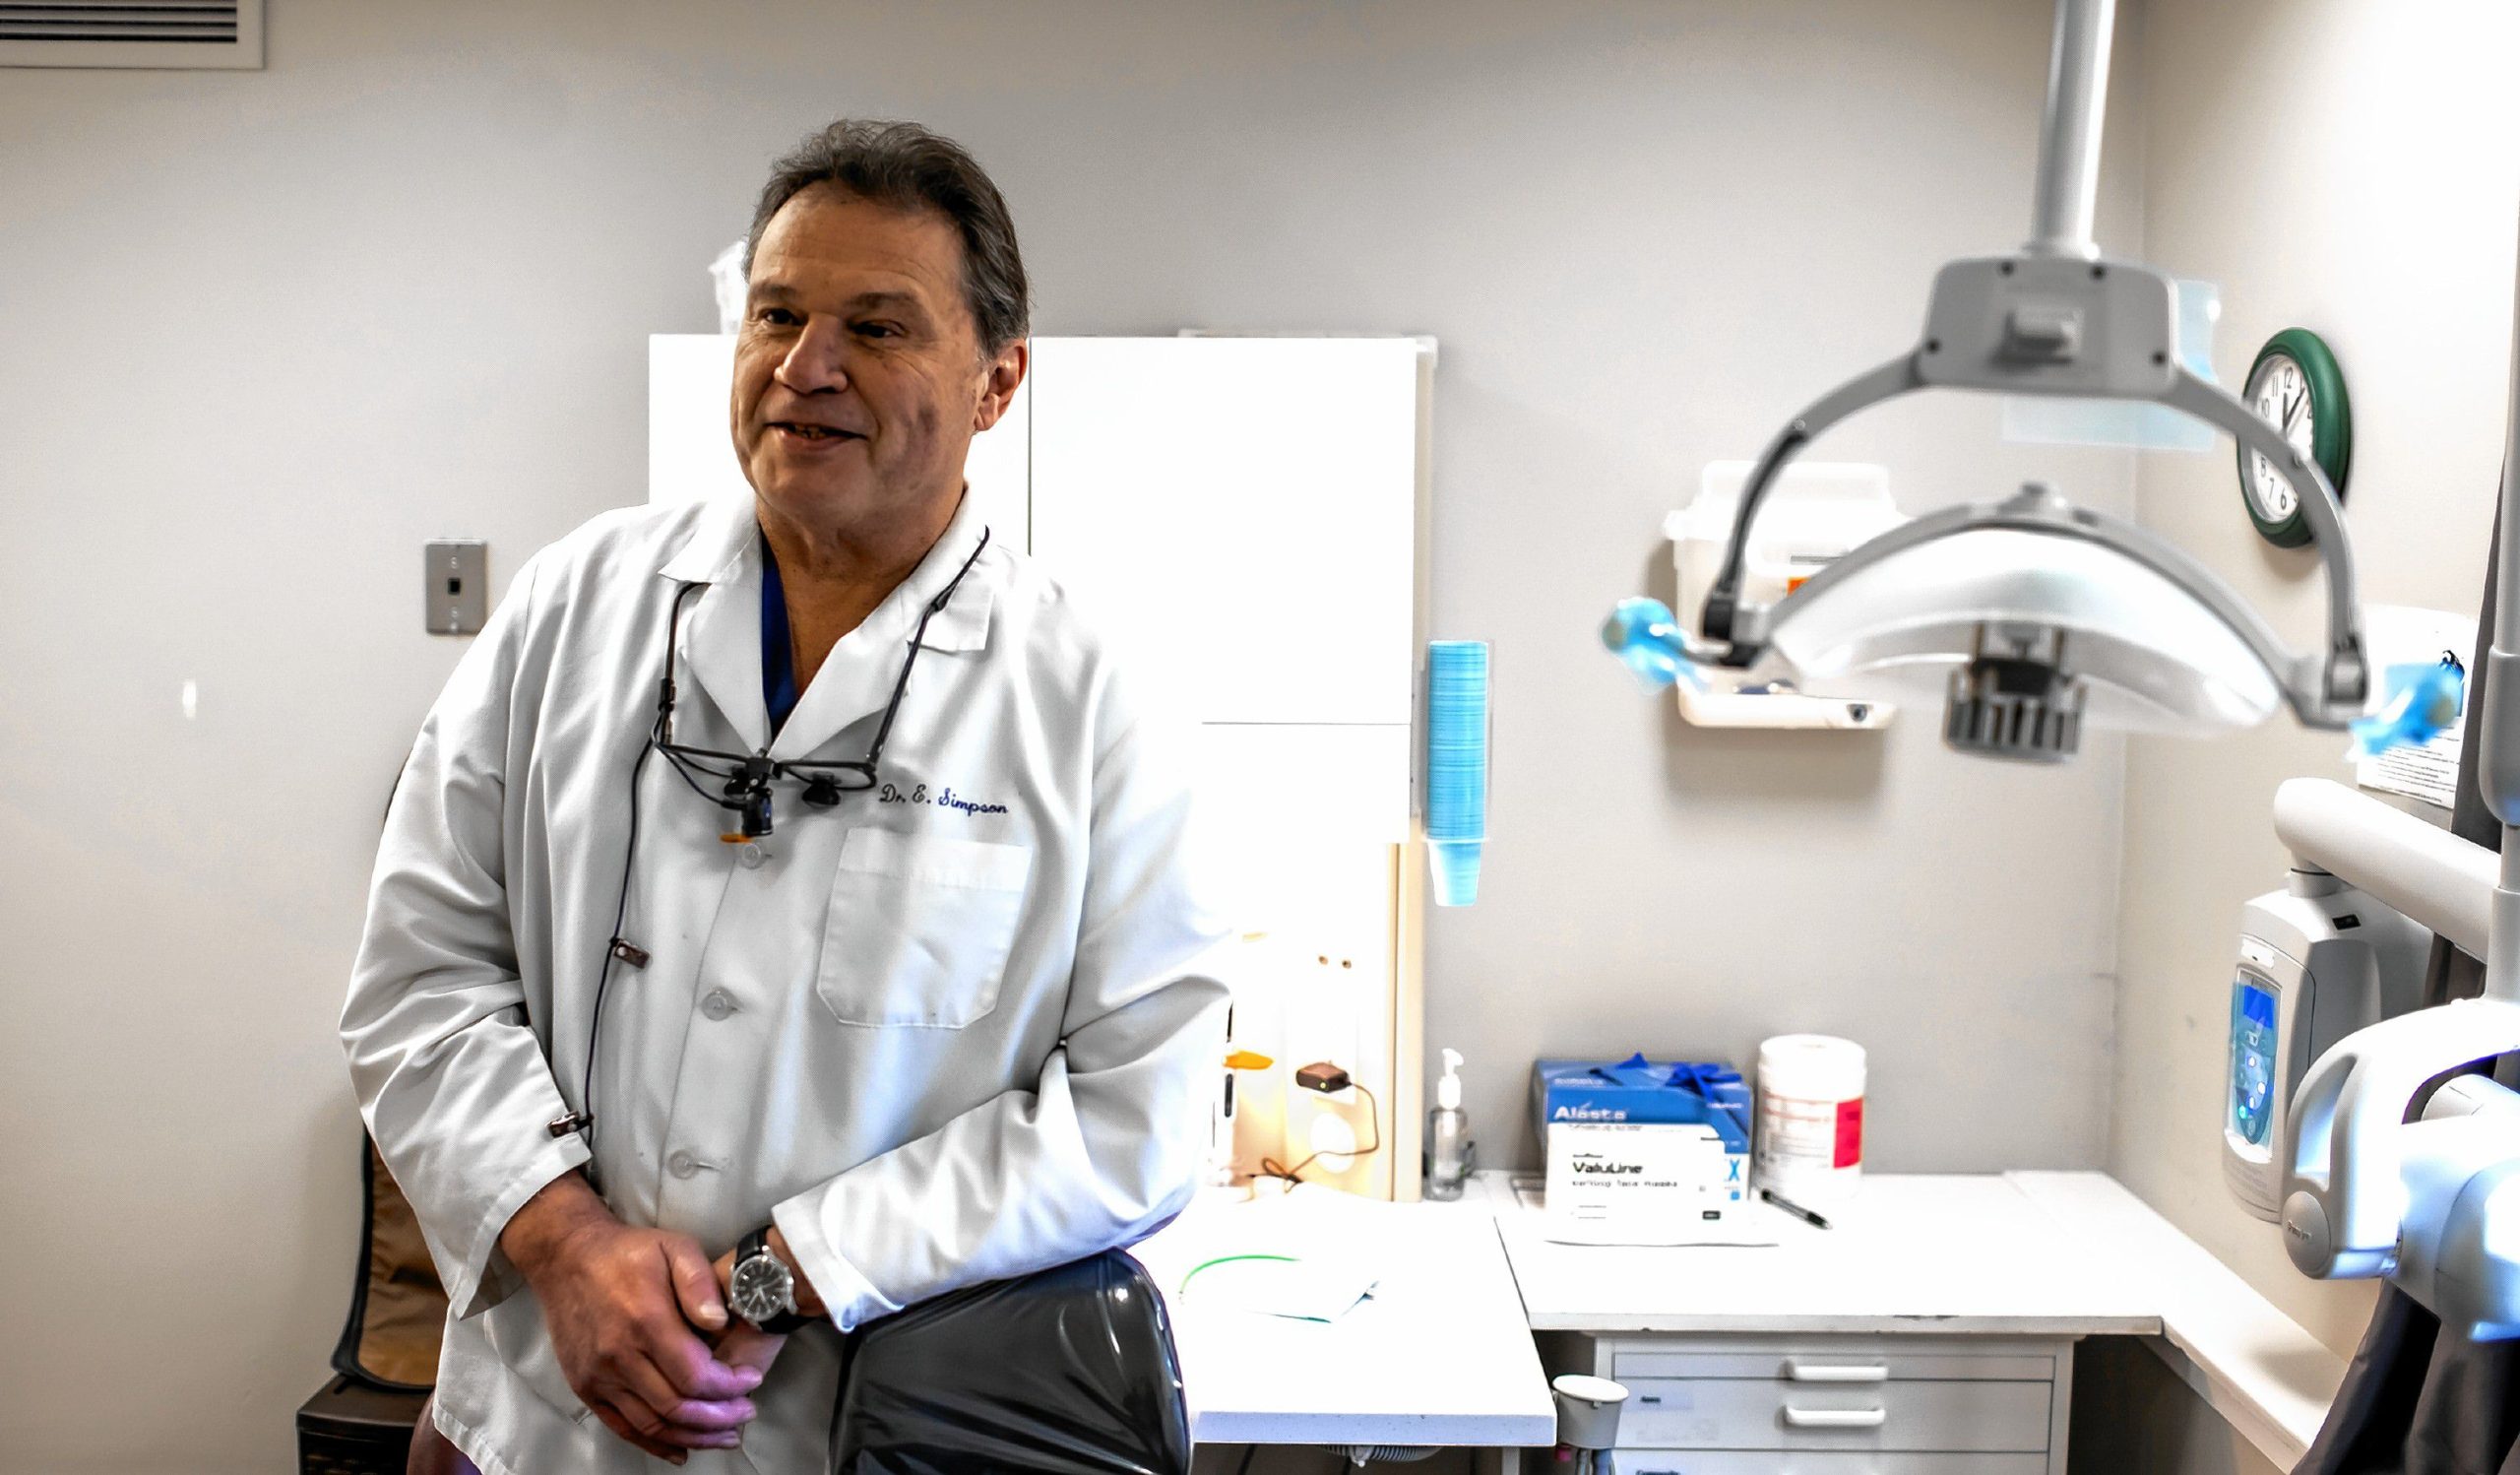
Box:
(2225, 868), (2428, 1221)
(1664, 461), (1907, 731)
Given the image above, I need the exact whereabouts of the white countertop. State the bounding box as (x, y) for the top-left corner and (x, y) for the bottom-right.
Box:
(2010, 1171), (2347, 1469)
(1494, 1171), (2164, 1337)
(1119, 1169), (2345, 1463)
(1131, 1184), (1557, 1447)
(1491, 1168), (2346, 1469)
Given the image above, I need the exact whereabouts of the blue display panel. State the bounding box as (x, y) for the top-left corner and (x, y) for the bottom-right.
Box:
(2231, 976), (2279, 1147)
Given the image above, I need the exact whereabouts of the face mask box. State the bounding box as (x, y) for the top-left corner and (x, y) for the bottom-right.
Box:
(1531, 1057), (1762, 1246)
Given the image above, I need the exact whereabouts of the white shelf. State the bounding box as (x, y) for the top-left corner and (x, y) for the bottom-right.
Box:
(1675, 681), (1895, 731)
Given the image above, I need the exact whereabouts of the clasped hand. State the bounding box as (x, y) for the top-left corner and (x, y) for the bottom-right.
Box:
(501, 1173), (823, 1464)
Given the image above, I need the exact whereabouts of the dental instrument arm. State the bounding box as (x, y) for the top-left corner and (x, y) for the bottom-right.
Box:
(2269, 192), (2520, 1330)
(2274, 779), (2497, 962)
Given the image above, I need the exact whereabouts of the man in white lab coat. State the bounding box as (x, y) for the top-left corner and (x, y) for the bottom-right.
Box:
(342, 119), (1229, 1474)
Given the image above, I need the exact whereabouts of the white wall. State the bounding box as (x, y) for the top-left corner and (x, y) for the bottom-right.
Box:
(1421, 0), (2149, 1179)
(0, 4), (2143, 1470)
(2114, 0), (2520, 1354)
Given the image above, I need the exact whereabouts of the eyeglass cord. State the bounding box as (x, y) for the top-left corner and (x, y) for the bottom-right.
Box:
(572, 526), (990, 1168)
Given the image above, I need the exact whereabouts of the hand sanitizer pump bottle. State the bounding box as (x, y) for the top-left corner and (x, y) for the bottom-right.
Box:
(1425, 1048), (1475, 1200)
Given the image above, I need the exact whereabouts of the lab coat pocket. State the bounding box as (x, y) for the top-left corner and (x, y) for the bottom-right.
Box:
(817, 829), (1034, 1028)
(479, 1286), (591, 1424)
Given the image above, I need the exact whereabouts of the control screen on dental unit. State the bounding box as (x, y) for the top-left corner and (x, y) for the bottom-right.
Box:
(2231, 974), (2280, 1151)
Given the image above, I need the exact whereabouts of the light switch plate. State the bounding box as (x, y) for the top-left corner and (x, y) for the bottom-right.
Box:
(425, 540), (488, 635)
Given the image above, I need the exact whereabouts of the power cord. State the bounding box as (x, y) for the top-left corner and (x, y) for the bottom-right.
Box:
(1258, 1082), (1380, 1185)
(1232, 1443), (1388, 1473)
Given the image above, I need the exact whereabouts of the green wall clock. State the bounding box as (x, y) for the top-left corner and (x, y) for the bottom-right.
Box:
(2236, 327), (2352, 548)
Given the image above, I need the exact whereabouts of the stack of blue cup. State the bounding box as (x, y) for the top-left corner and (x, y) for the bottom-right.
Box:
(1424, 640), (1490, 907)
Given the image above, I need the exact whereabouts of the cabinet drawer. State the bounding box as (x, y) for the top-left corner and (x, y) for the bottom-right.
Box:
(1614, 1349), (2054, 1383)
(1619, 1377), (2051, 1452)
(1609, 1452), (2048, 1475)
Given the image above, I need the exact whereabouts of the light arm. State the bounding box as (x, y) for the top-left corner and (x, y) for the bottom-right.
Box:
(1700, 352), (1924, 648)
(2157, 366), (2364, 715)
(2274, 779), (2496, 960)
(1696, 0), (2365, 726)
(1705, 0), (2122, 643)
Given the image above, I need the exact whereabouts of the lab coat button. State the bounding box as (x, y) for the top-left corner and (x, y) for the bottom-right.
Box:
(737, 843), (768, 869)
(700, 990), (736, 1021)
(666, 1150), (700, 1179)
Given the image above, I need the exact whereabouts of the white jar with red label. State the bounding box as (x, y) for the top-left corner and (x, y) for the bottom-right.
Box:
(1753, 1034), (1866, 1211)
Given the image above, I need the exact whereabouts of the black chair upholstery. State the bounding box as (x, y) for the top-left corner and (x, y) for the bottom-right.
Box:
(296, 1375), (429, 1475)
(832, 1249), (1192, 1475)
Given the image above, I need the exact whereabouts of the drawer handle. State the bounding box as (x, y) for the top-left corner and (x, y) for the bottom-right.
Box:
(1784, 1406), (1888, 1429)
(1786, 1362), (1890, 1383)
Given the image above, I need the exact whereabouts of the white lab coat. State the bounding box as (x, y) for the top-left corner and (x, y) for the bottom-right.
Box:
(341, 488), (1230, 1475)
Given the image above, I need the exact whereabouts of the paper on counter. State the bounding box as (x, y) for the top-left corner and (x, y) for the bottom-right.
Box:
(1174, 1251), (1382, 1322)
(2355, 605), (2479, 810)
(1134, 1184), (1393, 1323)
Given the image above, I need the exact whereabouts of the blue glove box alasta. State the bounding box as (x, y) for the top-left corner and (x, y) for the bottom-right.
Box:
(1531, 1057), (1756, 1244)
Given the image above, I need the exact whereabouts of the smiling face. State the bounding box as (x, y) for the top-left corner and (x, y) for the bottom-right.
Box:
(732, 184), (1024, 560)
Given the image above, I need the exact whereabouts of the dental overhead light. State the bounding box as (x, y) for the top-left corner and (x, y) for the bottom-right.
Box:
(1680, 0), (2364, 761)
(1606, 0), (2520, 1343)
(1763, 487), (2294, 754)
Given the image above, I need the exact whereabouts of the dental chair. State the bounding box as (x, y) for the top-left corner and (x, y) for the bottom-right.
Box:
(831, 1248), (1193, 1475)
(297, 1133), (442, 1474)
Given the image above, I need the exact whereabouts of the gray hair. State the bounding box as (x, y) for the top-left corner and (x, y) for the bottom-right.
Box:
(745, 119), (1031, 356)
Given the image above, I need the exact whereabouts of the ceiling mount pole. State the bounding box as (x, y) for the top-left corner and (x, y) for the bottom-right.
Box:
(2025, 0), (2116, 259)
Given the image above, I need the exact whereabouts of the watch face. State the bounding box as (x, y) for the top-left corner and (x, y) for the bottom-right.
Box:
(2244, 352), (2314, 524)
(730, 1251), (794, 1322)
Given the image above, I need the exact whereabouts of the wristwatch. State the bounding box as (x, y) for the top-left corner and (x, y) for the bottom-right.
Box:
(728, 1227), (810, 1334)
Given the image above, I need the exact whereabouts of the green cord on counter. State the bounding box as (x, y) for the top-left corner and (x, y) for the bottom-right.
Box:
(1176, 1252), (1301, 1297)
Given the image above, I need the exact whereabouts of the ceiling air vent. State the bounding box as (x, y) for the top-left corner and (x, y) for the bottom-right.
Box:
(0, 1), (263, 69)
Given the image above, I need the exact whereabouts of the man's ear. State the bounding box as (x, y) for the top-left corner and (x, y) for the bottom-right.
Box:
(974, 340), (1030, 433)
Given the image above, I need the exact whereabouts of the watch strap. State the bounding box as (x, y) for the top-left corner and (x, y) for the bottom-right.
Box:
(736, 1227), (809, 1334)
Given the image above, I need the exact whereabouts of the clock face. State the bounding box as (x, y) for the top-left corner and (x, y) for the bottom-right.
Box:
(2245, 353), (2317, 524)
(2235, 329), (2348, 548)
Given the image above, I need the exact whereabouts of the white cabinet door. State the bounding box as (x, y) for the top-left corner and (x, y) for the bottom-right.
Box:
(648, 335), (749, 508)
(645, 334), (1032, 548)
(1193, 724), (1411, 848)
(1026, 337), (1420, 726)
